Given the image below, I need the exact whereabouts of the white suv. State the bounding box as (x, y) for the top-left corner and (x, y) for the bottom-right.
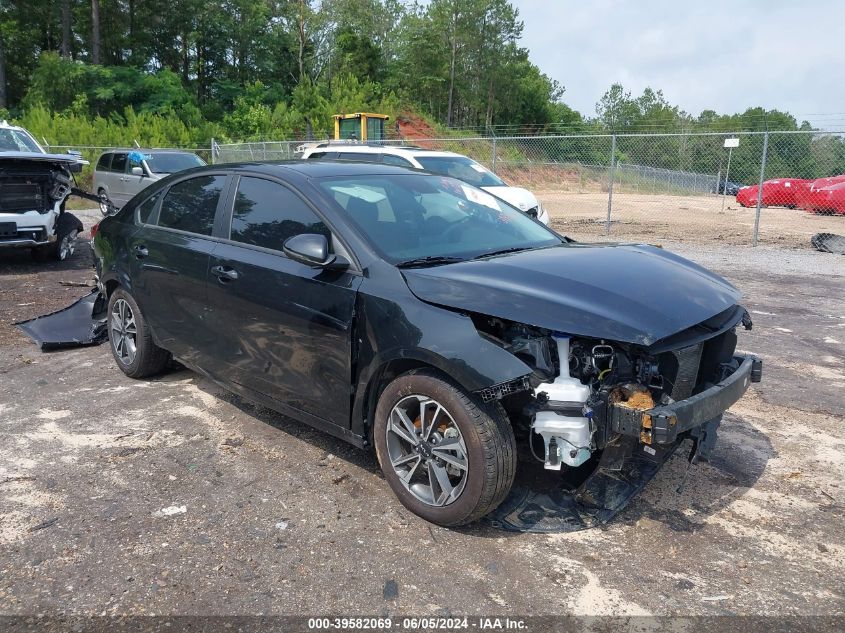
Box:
(0, 121), (85, 261)
(300, 144), (550, 225)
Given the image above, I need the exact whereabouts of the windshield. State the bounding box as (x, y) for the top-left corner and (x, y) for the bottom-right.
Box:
(318, 174), (560, 264)
(0, 128), (44, 153)
(415, 155), (505, 187)
(144, 152), (205, 174)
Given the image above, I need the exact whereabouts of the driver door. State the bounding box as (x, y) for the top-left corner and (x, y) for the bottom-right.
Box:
(205, 174), (361, 429)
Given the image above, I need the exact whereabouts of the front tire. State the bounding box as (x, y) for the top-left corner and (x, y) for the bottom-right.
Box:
(98, 189), (111, 216)
(108, 288), (170, 378)
(373, 369), (516, 526)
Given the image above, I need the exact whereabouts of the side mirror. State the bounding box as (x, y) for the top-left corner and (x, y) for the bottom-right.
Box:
(283, 233), (349, 270)
(131, 166), (145, 177)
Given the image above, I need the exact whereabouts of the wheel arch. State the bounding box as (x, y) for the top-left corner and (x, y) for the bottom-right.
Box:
(353, 348), (504, 448)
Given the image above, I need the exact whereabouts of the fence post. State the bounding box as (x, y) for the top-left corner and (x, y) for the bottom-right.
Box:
(605, 134), (617, 236)
(210, 138), (215, 165)
(491, 135), (498, 174)
(752, 131), (769, 247)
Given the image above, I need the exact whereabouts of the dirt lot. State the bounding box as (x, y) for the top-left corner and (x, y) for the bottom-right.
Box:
(539, 191), (845, 249)
(1, 210), (844, 621)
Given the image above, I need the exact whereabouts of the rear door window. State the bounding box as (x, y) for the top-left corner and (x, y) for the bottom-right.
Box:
(110, 153), (128, 173)
(157, 175), (227, 236)
(229, 176), (329, 251)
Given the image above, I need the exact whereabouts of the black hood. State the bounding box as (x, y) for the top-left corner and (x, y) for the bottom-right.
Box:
(402, 243), (741, 346)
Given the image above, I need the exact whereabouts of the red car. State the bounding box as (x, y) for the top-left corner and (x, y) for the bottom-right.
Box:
(795, 174), (845, 213)
(736, 178), (812, 208)
(800, 181), (845, 215)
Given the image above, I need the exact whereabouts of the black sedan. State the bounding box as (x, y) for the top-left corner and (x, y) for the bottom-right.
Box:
(92, 161), (761, 526)
(714, 179), (744, 196)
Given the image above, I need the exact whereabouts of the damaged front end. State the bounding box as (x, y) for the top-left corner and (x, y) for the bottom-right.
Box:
(469, 306), (762, 532)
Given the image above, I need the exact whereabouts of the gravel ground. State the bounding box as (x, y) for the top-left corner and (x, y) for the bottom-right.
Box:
(541, 191), (845, 249)
(0, 210), (843, 621)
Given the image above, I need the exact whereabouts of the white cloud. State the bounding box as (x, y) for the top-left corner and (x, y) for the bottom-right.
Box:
(514, 0), (845, 129)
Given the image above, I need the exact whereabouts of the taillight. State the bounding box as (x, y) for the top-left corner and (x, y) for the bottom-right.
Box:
(90, 222), (100, 239)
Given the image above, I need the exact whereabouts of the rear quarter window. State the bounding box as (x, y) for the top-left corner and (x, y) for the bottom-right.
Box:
(382, 154), (413, 167)
(96, 154), (112, 171)
(157, 175), (226, 236)
(338, 152), (381, 162)
(136, 191), (162, 224)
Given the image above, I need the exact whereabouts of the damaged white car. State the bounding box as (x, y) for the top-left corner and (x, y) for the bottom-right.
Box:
(0, 121), (86, 261)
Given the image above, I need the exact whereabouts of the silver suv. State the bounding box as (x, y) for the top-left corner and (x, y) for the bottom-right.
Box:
(93, 149), (205, 210)
(300, 143), (550, 224)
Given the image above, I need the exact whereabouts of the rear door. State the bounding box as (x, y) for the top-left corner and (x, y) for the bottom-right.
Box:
(109, 152), (131, 206)
(205, 174), (361, 429)
(127, 173), (231, 367)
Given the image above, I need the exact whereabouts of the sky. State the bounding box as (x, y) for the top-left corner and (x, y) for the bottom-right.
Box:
(514, 0), (845, 130)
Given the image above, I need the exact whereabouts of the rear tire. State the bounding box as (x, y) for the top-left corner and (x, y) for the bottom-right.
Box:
(373, 369), (516, 526)
(108, 288), (170, 378)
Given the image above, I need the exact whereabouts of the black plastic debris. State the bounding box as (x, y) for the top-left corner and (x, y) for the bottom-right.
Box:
(811, 233), (845, 255)
(486, 438), (680, 533)
(16, 289), (108, 351)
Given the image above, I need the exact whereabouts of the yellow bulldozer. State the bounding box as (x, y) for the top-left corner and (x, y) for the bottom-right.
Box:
(333, 113), (390, 142)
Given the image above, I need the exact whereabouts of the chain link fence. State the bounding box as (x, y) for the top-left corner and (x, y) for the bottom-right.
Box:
(217, 130), (845, 248)
(53, 131), (845, 248)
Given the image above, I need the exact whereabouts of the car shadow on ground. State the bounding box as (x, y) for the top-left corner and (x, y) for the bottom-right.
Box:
(156, 366), (383, 475)
(150, 365), (775, 536)
(612, 411), (776, 533)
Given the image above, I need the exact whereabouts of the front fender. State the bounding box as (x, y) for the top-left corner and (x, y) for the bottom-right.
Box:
(350, 290), (532, 438)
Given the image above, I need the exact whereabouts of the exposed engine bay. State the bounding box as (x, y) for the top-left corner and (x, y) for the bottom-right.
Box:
(471, 308), (761, 531)
(0, 162), (74, 213)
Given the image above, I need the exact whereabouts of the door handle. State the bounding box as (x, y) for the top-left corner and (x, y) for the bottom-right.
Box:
(211, 265), (239, 281)
(133, 244), (148, 259)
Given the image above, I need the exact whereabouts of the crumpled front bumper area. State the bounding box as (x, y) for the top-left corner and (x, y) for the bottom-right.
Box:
(486, 355), (762, 533)
(610, 354), (763, 446)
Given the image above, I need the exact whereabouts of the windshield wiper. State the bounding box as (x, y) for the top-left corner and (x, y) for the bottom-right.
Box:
(396, 255), (466, 269)
(472, 246), (534, 260)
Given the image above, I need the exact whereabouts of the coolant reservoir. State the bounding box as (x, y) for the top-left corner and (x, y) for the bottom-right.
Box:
(533, 336), (593, 470)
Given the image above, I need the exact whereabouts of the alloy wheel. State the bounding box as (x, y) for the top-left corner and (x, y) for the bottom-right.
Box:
(110, 298), (137, 365)
(385, 395), (468, 507)
(58, 230), (77, 260)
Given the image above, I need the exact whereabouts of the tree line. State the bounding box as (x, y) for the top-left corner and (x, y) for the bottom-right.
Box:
(0, 0), (842, 182)
(0, 0), (562, 138)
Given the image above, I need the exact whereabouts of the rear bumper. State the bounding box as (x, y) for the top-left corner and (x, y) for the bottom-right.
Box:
(610, 354), (762, 445)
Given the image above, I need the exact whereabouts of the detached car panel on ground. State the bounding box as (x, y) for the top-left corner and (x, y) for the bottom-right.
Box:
(93, 160), (761, 527)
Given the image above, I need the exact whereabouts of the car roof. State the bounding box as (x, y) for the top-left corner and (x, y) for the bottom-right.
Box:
(308, 144), (464, 160)
(100, 148), (200, 154)
(210, 160), (427, 179)
(0, 120), (34, 132)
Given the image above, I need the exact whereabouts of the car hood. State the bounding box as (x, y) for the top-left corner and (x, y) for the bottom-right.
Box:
(0, 152), (87, 166)
(401, 243), (741, 346)
(482, 185), (538, 211)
